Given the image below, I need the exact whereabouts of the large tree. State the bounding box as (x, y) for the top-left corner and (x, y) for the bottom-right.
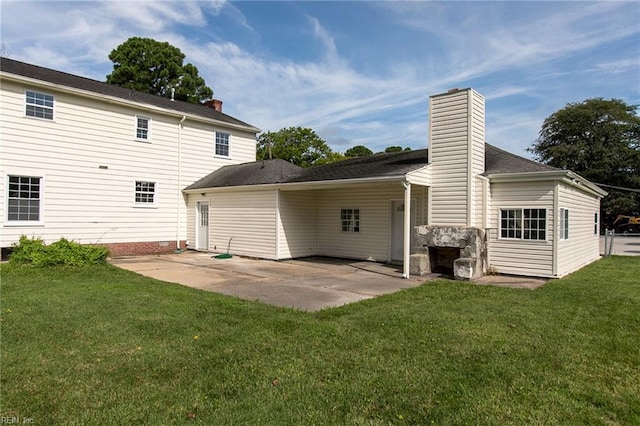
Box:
(106, 37), (213, 104)
(257, 127), (337, 168)
(529, 98), (640, 215)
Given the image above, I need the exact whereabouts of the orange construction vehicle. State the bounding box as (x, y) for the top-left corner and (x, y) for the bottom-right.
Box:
(612, 213), (640, 234)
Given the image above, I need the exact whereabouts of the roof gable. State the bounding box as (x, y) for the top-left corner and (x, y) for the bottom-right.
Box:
(0, 57), (258, 131)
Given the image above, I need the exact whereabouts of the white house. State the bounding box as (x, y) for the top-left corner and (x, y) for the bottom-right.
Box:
(1, 59), (606, 279)
(183, 89), (607, 279)
(0, 58), (260, 257)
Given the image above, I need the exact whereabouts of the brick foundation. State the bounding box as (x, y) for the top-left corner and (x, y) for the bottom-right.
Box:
(99, 240), (187, 257)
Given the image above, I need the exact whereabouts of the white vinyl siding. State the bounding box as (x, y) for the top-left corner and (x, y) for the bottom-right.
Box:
(429, 89), (485, 226)
(488, 181), (555, 277)
(557, 184), (601, 276)
(209, 190), (277, 259)
(316, 184), (426, 262)
(0, 79), (257, 248)
(277, 190), (318, 258)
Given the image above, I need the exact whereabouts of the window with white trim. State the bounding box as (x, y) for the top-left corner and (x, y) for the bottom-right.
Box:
(7, 175), (41, 222)
(25, 91), (54, 120)
(135, 181), (156, 204)
(594, 213), (599, 235)
(341, 208), (360, 232)
(136, 116), (150, 140)
(500, 208), (546, 240)
(215, 132), (230, 157)
(559, 208), (569, 240)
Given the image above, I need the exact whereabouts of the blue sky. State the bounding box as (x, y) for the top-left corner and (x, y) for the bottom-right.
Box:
(1, 1), (638, 158)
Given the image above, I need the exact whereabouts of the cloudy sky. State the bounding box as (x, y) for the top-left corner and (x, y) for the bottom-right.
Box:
(1, 1), (638, 158)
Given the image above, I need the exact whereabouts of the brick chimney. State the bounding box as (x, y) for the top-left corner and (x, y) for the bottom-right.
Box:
(203, 99), (223, 112)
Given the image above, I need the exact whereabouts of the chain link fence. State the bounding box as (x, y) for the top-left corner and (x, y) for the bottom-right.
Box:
(601, 230), (640, 257)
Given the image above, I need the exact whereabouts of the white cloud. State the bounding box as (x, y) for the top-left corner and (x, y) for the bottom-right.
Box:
(1, 0), (637, 158)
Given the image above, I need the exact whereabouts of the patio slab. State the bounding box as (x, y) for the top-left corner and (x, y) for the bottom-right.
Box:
(111, 251), (547, 311)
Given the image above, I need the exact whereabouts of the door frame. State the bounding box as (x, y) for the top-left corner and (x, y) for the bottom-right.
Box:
(195, 200), (210, 251)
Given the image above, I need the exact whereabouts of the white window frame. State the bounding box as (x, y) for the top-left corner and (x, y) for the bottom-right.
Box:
(25, 90), (54, 120)
(559, 208), (569, 240)
(134, 180), (157, 207)
(5, 174), (44, 226)
(135, 116), (151, 141)
(594, 212), (599, 235)
(341, 208), (360, 233)
(499, 208), (547, 241)
(215, 131), (231, 158)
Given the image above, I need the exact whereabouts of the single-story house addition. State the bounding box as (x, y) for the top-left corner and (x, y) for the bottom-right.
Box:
(184, 89), (607, 280)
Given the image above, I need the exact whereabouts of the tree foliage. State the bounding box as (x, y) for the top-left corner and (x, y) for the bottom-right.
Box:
(257, 127), (337, 168)
(529, 98), (640, 214)
(106, 37), (213, 104)
(345, 145), (373, 158)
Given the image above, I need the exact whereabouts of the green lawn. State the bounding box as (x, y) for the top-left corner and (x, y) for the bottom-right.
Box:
(1, 257), (639, 425)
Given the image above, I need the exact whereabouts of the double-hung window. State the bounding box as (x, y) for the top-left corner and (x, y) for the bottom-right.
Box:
(215, 132), (230, 157)
(559, 208), (569, 240)
(500, 208), (546, 240)
(341, 208), (360, 232)
(135, 181), (156, 205)
(136, 116), (150, 140)
(7, 175), (42, 223)
(25, 91), (54, 120)
(594, 213), (599, 235)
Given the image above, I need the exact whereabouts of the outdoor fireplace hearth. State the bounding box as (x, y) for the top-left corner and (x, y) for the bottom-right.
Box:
(410, 225), (487, 280)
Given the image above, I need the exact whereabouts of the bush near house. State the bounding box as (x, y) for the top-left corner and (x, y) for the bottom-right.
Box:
(9, 236), (109, 266)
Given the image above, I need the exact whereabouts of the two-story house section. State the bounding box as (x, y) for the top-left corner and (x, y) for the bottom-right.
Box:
(0, 58), (260, 257)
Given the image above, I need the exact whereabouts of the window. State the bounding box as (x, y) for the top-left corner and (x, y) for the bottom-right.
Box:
(500, 208), (546, 240)
(25, 91), (54, 120)
(559, 208), (569, 240)
(7, 175), (41, 222)
(594, 213), (599, 235)
(135, 181), (155, 204)
(136, 116), (150, 140)
(215, 132), (230, 157)
(341, 208), (360, 232)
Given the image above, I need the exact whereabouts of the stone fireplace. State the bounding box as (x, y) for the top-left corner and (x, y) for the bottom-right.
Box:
(410, 225), (487, 280)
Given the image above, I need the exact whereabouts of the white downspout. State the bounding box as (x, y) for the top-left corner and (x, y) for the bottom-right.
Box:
(176, 115), (186, 251)
(402, 181), (411, 279)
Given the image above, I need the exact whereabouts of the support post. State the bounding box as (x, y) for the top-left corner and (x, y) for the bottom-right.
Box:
(403, 181), (411, 279)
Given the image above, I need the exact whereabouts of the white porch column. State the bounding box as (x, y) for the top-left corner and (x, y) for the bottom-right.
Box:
(402, 181), (411, 279)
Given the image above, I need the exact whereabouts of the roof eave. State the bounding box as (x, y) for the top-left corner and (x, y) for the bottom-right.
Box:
(184, 174), (412, 193)
(0, 71), (262, 133)
(488, 170), (608, 198)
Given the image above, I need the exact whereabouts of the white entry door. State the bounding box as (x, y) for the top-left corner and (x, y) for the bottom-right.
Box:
(391, 200), (416, 261)
(196, 202), (209, 251)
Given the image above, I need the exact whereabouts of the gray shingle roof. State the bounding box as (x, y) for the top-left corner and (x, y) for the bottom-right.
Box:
(185, 159), (303, 190)
(0, 57), (259, 131)
(185, 144), (561, 190)
(484, 144), (560, 174)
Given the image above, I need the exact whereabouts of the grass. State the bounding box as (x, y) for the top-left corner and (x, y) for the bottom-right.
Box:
(1, 257), (639, 425)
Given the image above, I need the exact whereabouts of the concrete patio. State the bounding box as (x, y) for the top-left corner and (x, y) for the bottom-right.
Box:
(111, 251), (548, 311)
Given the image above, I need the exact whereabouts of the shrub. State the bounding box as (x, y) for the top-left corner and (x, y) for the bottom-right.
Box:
(9, 236), (109, 266)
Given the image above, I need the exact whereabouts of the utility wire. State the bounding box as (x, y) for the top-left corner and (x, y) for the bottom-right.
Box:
(594, 183), (640, 193)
